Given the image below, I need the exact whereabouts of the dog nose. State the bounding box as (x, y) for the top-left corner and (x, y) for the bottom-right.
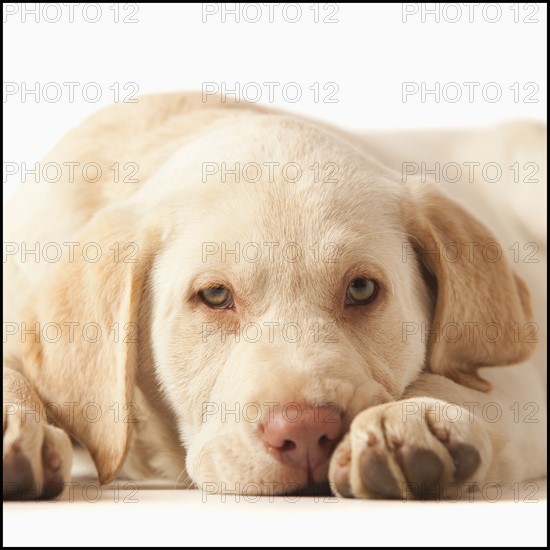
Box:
(260, 403), (343, 471)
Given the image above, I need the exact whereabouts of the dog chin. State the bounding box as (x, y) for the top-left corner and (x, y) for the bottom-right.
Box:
(283, 480), (333, 498)
(196, 461), (332, 496)
(253, 462), (333, 496)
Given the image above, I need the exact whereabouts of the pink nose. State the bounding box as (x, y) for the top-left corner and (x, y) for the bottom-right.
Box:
(260, 403), (343, 471)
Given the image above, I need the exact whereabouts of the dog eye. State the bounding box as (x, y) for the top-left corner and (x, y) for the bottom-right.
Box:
(199, 286), (234, 309)
(345, 278), (378, 305)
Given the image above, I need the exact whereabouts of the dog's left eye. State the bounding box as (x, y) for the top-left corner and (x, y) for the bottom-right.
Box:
(199, 286), (234, 309)
(345, 278), (378, 305)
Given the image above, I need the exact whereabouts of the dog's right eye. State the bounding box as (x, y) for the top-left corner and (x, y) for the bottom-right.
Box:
(345, 277), (378, 306)
(198, 286), (234, 309)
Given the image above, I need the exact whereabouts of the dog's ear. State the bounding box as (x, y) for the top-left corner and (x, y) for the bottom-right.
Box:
(403, 183), (536, 392)
(21, 208), (157, 484)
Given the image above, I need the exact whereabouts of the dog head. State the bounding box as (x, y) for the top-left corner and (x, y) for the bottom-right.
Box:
(24, 116), (534, 492)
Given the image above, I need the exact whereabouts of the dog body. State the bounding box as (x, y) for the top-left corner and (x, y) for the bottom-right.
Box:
(3, 93), (547, 499)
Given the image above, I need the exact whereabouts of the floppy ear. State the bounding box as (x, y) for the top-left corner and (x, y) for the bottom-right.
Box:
(21, 209), (157, 484)
(403, 183), (536, 392)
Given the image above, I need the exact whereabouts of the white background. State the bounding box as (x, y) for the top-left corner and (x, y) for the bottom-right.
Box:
(2, 3), (548, 547)
(3, 2), (547, 200)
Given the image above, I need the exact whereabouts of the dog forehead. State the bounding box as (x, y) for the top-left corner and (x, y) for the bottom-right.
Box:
(157, 115), (408, 297)
(183, 178), (406, 297)
(209, 176), (402, 250)
(142, 113), (404, 230)
(192, 156), (400, 243)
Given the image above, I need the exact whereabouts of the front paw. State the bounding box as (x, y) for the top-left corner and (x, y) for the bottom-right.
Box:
(329, 398), (491, 499)
(3, 371), (73, 500)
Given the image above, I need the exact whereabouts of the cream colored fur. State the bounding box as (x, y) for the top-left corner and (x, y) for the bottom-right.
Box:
(3, 93), (547, 498)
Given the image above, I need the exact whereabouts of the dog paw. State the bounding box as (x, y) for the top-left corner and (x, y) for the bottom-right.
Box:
(329, 398), (491, 500)
(3, 374), (73, 500)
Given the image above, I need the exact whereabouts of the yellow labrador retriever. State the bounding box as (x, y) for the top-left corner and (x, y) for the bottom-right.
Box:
(3, 93), (547, 499)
